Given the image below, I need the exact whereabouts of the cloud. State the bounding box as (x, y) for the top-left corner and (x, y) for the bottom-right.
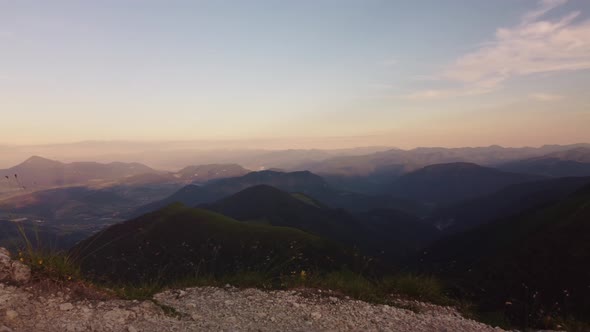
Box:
(408, 0), (590, 99)
(529, 93), (566, 101)
(404, 87), (491, 100)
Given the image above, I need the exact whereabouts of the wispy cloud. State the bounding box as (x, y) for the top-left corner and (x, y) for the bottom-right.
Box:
(405, 87), (490, 100)
(408, 0), (590, 99)
(529, 92), (566, 101)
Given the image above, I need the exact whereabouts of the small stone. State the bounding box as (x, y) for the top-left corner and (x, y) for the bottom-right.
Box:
(310, 312), (322, 320)
(10, 261), (31, 283)
(127, 326), (138, 332)
(5, 310), (18, 320)
(59, 303), (74, 311)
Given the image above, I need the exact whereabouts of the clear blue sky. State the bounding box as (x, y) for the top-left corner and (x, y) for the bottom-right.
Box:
(1, 0), (589, 148)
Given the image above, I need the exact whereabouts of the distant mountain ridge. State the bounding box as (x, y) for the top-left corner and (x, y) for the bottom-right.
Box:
(304, 144), (590, 178)
(132, 170), (427, 217)
(0, 156), (159, 189)
(498, 147), (590, 177)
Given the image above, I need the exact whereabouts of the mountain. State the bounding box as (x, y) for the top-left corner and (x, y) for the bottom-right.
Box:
(304, 144), (590, 178)
(202, 185), (364, 247)
(430, 176), (590, 232)
(203, 185), (439, 262)
(387, 162), (544, 205)
(420, 184), (590, 325)
(71, 203), (354, 283)
(132, 170), (427, 217)
(171, 164), (250, 183)
(498, 147), (590, 177)
(0, 156), (159, 189)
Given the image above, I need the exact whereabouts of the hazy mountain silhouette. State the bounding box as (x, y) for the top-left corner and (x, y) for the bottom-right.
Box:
(0, 156), (158, 189)
(387, 162), (544, 205)
(498, 147), (590, 177)
(172, 164), (250, 183)
(305, 144), (590, 178)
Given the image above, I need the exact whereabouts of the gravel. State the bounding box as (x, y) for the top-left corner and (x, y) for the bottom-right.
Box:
(0, 282), (506, 332)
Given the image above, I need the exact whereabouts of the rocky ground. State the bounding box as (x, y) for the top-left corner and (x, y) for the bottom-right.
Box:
(0, 247), (507, 332)
(0, 283), (507, 332)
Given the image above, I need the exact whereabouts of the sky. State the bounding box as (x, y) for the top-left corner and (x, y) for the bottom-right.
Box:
(1, 0), (590, 148)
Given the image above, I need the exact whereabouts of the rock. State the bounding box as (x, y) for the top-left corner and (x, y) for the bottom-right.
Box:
(310, 312), (322, 320)
(0, 281), (507, 332)
(0, 248), (10, 257)
(59, 303), (74, 311)
(10, 261), (31, 283)
(5, 310), (19, 320)
(0, 325), (14, 332)
(0, 250), (12, 281)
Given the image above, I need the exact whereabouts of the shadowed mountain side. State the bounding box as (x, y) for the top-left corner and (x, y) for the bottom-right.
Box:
(418, 184), (590, 324)
(387, 163), (544, 206)
(71, 204), (357, 283)
(430, 176), (590, 233)
(202, 185), (440, 262)
(356, 209), (441, 260)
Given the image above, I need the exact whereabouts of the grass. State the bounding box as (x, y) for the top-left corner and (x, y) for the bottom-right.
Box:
(380, 274), (449, 305)
(15, 223), (81, 283)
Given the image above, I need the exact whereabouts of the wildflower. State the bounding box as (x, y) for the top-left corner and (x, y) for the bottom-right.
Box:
(300, 270), (307, 280)
(19, 258), (24, 262)
(38, 259), (43, 265)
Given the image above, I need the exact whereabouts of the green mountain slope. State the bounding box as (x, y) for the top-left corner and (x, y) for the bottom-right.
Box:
(72, 204), (354, 283)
